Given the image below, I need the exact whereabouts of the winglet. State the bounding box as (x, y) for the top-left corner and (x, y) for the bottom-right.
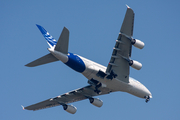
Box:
(126, 4), (130, 8)
(21, 105), (25, 110)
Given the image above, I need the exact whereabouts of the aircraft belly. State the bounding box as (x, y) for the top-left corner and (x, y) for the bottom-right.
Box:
(126, 78), (152, 98)
(82, 65), (94, 79)
(79, 56), (133, 93)
(87, 71), (132, 92)
(81, 57), (101, 79)
(107, 78), (131, 92)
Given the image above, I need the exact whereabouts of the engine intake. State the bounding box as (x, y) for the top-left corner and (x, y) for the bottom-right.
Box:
(63, 104), (77, 114)
(129, 60), (142, 70)
(89, 98), (103, 107)
(131, 39), (144, 49)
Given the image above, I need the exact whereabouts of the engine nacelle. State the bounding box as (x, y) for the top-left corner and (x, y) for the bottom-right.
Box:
(131, 39), (145, 49)
(129, 60), (142, 70)
(63, 104), (77, 114)
(89, 98), (103, 107)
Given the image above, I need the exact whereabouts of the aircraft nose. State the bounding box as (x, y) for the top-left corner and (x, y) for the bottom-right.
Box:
(144, 87), (152, 98)
(149, 94), (152, 98)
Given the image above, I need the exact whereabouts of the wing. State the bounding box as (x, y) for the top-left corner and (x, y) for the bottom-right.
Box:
(106, 7), (134, 83)
(24, 85), (112, 111)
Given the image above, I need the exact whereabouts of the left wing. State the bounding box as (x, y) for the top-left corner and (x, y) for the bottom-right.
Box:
(24, 85), (112, 111)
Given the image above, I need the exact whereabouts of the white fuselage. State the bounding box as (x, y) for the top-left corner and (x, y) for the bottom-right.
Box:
(79, 55), (152, 99)
(48, 49), (152, 100)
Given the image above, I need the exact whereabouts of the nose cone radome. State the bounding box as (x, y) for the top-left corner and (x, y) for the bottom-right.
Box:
(129, 78), (152, 99)
(144, 86), (152, 98)
(148, 92), (152, 98)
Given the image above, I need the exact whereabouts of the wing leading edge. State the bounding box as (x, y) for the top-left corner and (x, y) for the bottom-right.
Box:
(106, 7), (134, 83)
(24, 85), (112, 111)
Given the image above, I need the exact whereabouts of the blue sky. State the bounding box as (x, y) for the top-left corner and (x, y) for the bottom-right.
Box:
(1, 0), (180, 120)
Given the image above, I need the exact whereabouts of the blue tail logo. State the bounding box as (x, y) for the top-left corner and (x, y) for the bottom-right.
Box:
(36, 24), (57, 48)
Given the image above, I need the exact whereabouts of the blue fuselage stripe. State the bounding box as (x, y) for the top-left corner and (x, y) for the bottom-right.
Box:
(65, 52), (86, 73)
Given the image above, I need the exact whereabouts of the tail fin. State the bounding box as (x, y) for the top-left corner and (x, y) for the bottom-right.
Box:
(36, 24), (57, 48)
(55, 27), (69, 54)
(36, 25), (69, 54)
(25, 25), (69, 67)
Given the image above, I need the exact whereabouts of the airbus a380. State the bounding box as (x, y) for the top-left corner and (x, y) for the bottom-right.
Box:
(22, 6), (152, 114)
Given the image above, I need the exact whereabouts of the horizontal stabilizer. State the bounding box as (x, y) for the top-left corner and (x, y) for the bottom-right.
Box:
(55, 27), (69, 54)
(25, 53), (58, 67)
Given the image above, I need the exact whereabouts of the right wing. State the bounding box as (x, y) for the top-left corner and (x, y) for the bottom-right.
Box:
(24, 85), (112, 111)
(106, 7), (134, 83)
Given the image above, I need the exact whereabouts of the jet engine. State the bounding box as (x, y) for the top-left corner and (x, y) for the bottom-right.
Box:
(129, 60), (142, 70)
(131, 39), (144, 49)
(89, 98), (103, 107)
(63, 104), (77, 114)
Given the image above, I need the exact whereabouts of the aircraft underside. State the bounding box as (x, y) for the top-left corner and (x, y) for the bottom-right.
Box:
(23, 5), (152, 114)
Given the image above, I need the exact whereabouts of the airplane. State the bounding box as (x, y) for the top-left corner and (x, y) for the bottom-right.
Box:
(22, 5), (152, 114)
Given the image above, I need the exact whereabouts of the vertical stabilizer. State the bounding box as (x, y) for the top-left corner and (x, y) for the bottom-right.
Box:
(55, 27), (69, 54)
(25, 25), (70, 67)
(36, 24), (57, 48)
